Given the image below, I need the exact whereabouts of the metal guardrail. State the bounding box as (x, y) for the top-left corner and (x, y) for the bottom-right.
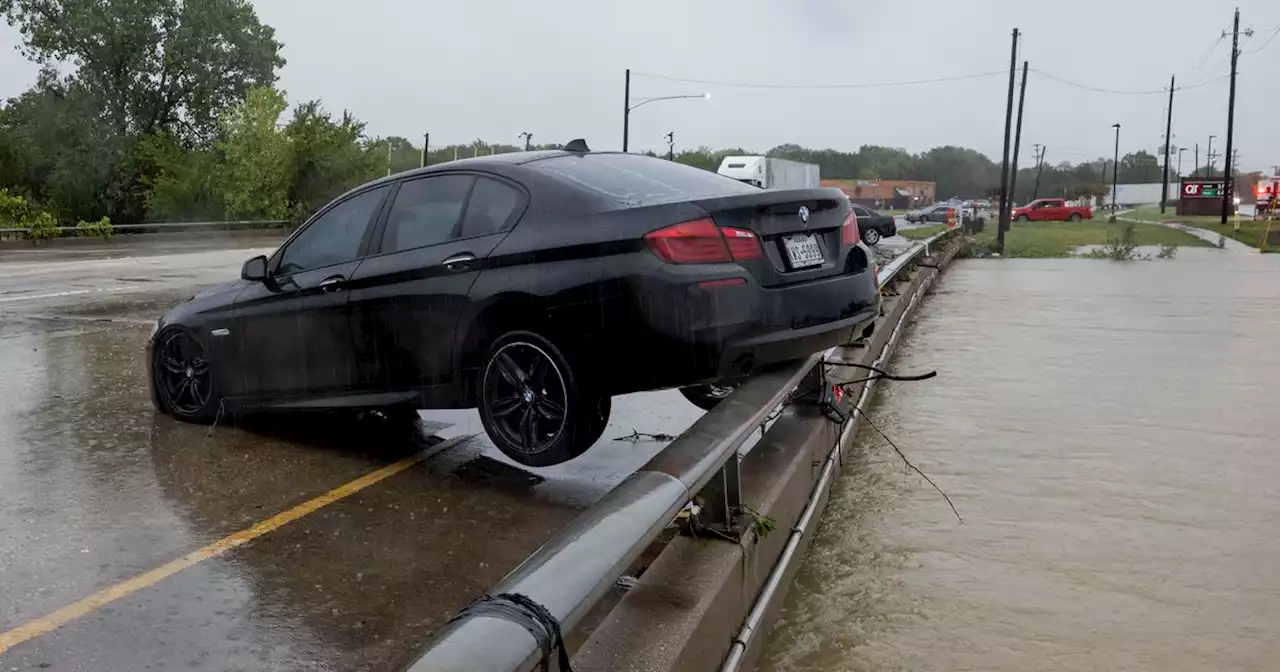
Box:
(403, 228), (961, 672)
(0, 220), (290, 236)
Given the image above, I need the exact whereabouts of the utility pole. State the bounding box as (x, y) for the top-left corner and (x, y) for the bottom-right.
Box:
(1160, 75), (1175, 214)
(1008, 61), (1030, 220)
(1033, 145), (1047, 199)
(664, 131), (674, 160)
(1110, 123), (1121, 222)
(1177, 147), (1186, 180)
(996, 28), (1019, 255)
(622, 68), (631, 152)
(1194, 143), (1199, 177)
(1221, 7), (1250, 226)
(421, 132), (429, 168)
(1207, 135), (1217, 177)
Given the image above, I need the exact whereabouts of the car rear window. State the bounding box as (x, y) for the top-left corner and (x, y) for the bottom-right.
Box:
(529, 153), (758, 207)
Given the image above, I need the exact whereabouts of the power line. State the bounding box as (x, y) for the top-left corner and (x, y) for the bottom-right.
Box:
(1241, 22), (1280, 54)
(1029, 68), (1170, 95)
(629, 69), (1006, 90)
(1031, 68), (1230, 94)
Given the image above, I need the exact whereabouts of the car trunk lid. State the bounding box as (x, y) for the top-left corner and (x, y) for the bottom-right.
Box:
(692, 188), (851, 288)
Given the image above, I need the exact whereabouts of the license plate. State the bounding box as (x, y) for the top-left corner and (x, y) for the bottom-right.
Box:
(783, 234), (823, 268)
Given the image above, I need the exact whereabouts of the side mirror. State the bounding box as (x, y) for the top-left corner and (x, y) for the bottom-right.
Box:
(241, 255), (268, 281)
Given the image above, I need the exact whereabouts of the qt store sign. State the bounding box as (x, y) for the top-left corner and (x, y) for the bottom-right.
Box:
(1182, 180), (1225, 199)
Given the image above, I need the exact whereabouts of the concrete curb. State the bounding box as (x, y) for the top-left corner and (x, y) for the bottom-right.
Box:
(572, 237), (964, 672)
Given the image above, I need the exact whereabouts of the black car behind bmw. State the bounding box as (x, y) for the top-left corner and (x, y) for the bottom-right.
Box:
(149, 145), (881, 466)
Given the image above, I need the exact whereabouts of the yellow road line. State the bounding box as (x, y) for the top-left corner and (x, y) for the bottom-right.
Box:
(0, 448), (432, 655)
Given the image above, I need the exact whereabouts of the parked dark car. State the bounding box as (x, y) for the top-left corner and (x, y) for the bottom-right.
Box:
(851, 204), (897, 245)
(148, 146), (880, 467)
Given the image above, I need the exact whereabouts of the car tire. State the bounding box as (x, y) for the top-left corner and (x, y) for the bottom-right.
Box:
(477, 331), (610, 467)
(1069, 213), (1082, 221)
(679, 383), (737, 411)
(1016, 214), (1030, 222)
(152, 326), (223, 424)
(863, 228), (882, 246)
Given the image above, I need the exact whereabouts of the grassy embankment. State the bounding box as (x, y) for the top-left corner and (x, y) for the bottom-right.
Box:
(1123, 206), (1276, 250)
(899, 219), (1209, 257)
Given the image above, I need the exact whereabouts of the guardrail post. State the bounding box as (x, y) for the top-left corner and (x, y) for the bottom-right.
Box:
(696, 455), (742, 536)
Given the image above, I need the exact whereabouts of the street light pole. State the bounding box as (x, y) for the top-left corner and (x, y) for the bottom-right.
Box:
(623, 90), (710, 154)
(1177, 147), (1186, 179)
(518, 132), (532, 151)
(664, 131), (674, 161)
(1110, 123), (1121, 223)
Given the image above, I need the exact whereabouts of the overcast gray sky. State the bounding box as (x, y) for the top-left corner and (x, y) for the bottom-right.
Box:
(3, 0), (1278, 171)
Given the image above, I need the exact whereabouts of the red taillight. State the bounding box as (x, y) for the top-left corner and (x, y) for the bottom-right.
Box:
(721, 226), (763, 260)
(841, 210), (860, 246)
(644, 219), (763, 264)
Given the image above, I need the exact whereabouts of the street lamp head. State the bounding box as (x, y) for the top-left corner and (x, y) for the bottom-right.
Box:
(1112, 123), (1121, 129)
(703, 92), (711, 100)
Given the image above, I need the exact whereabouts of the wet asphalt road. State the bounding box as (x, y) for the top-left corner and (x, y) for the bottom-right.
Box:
(761, 247), (1280, 671)
(0, 239), (707, 670)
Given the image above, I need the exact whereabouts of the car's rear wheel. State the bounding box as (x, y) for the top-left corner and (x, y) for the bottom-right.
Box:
(863, 228), (882, 246)
(680, 383), (737, 411)
(478, 332), (610, 467)
(153, 327), (221, 424)
(1069, 213), (1082, 221)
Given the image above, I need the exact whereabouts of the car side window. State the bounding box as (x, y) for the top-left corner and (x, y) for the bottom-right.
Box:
(277, 186), (388, 275)
(381, 175), (475, 253)
(852, 205), (870, 218)
(460, 177), (522, 238)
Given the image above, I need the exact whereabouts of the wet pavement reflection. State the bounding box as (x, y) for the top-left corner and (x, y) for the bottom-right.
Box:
(0, 242), (702, 669)
(760, 248), (1280, 672)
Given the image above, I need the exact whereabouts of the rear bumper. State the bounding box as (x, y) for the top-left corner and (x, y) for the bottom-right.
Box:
(611, 255), (880, 392)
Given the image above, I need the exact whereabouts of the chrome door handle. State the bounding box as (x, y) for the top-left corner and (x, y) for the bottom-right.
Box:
(443, 253), (476, 270)
(318, 276), (346, 292)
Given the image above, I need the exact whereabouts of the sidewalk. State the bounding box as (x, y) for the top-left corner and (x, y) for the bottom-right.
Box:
(1117, 216), (1256, 252)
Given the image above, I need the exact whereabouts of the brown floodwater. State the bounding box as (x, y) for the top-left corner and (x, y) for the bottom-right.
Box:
(760, 249), (1280, 672)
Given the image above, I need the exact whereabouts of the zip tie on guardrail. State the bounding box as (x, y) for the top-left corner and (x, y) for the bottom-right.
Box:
(451, 593), (573, 672)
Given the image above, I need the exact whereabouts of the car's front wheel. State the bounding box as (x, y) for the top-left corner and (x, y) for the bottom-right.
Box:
(152, 327), (222, 424)
(863, 228), (882, 246)
(477, 332), (610, 467)
(1016, 214), (1030, 221)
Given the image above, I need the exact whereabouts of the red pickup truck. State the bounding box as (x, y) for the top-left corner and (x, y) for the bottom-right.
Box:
(1012, 198), (1093, 222)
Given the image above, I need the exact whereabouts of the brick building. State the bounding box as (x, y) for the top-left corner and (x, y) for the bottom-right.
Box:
(820, 179), (936, 210)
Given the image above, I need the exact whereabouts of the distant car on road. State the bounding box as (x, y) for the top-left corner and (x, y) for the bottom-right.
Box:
(148, 146), (881, 467)
(852, 204), (897, 245)
(905, 204), (952, 224)
(1012, 198), (1093, 222)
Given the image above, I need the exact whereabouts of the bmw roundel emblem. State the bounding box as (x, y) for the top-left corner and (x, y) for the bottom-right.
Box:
(798, 206), (810, 223)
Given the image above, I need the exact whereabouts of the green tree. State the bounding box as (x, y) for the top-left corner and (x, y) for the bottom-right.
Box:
(1, 0), (283, 142)
(219, 86), (289, 220)
(284, 101), (380, 222)
(139, 133), (226, 221)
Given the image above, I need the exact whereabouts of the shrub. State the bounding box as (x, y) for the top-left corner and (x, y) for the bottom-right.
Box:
(25, 211), (61, 240)
(76, 216), (114, 239)
(1086, 222), (1144, 261)
(0, 188), (32, 227)
(1156, 243), (1178, 259)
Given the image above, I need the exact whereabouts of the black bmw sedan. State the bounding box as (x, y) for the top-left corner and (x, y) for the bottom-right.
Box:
(148, 145), (880, 466)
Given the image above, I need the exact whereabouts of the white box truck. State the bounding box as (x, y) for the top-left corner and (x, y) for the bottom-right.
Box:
(716, 156), (820, 190)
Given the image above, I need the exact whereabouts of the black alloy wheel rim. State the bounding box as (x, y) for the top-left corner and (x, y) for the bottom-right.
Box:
(483, 342), (568, 455)
(156, 330), (212, 415)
